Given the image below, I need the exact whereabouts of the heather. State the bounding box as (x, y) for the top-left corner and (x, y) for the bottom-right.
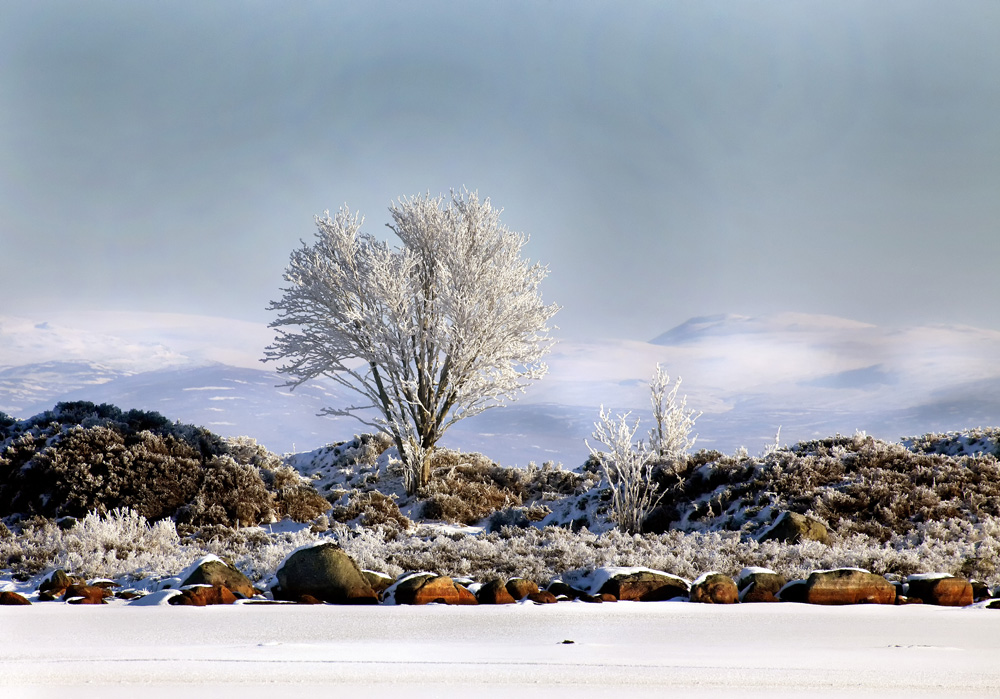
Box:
(2, 402), (999, 590)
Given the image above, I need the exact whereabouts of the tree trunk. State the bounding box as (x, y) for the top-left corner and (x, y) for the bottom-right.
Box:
(404, 444), (435, 496)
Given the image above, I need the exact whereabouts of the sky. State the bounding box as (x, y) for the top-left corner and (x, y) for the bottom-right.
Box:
(2, 0), (999, 343)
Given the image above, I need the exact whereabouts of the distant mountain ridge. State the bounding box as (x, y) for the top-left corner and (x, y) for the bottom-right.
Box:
(650, 312), (876, 345)
(2, 310), (999, 466)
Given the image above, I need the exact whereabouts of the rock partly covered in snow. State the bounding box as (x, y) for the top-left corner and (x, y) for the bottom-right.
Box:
(169, 584), (239, 606)
(476, 579), (516, 604)
(505, 577), (540, 601)
(737, 568), (787, 603)
(758, 511), (829, 545)
(389, 574), (478, 606)
(180, 557), (256, 599)
(591, 567), (691, 601)
(689, 572), (739, 604)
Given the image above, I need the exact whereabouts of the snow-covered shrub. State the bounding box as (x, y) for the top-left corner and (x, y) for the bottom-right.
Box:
(587, 407), (661, 534)
(5, 425), (204, 520)
(0, 509), (190, 581)
(0, 403), (329, 528)
(653, 431), (1000, 542)
(418, 451), (522, 524)
(333, 491), (411, 532)
(648, 364), (701, 461)
(175, 456), (276, 528)
(903, 427), (1000, 458)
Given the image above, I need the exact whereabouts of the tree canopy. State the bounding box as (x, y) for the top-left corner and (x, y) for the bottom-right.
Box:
(266, 190), (559, 493)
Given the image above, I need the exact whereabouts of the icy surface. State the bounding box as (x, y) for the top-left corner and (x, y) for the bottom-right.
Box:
(3, 604), (1000, 697)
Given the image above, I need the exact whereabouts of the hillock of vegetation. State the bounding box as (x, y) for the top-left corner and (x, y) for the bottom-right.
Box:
(2, 402), (1000, 588)
(0, 402), (329, 529)
(649, 429), (1000, 542)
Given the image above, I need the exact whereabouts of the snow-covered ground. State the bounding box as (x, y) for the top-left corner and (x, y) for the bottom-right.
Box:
(3, 603), (999, 698)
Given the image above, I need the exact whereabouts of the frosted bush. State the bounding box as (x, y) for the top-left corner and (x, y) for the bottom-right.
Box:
(13, 509), (190, 582)
(587, 408), (660, 534)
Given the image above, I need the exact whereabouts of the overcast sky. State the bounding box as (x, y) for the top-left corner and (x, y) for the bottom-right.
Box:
(2, 0), (998, 342)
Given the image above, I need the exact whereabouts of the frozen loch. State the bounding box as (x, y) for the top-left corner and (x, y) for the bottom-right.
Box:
(3, 601), (1000, 698)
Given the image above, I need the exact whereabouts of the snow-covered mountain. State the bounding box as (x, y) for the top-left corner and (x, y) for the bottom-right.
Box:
(2, 310), (999, 466)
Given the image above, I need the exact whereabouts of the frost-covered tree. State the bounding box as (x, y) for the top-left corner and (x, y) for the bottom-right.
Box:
(265, 190), (559, 494)
(648, 363), (701, 461)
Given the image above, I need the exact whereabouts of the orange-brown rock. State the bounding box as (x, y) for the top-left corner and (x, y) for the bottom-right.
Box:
(63, 584), (110, 605)
(597, 593), (617, 602)
(740, 582), (781, 603)
(804, 569), (895, 605)
(393, 575), (478, 605)
(168, 584), (238, 606)
(906, 576), (974, 607)
(689, 573), (739, 604)
(477, 579), (516, 604)
(505, 578), (540, 600)
(597, 570), (689, 601)
(39, 569), (77, 600)
(0, 591), (31, 605)
(526, 590), (558, 604)
(295, 594), (324, 605)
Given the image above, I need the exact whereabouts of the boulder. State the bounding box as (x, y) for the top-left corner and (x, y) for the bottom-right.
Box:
(546, 581), (587, 600)
(971, 581), (991, 601)
(906, 575), (973, 607)
(296, 594), (324, 605)
(274, 543), (378, 604)
(804, 569), (895, 605)
(597, 569), (690, 602)
(777, 579), (808, 603)
(477, 579), (516, 605)
(759, 511), (829, 545)
(689, 573), (739, 604)
(181, 559), (256, 599)
(63, 584), (110, 605)
(169, 584), (238, 606)
(737, 568), (787, 603)
(363, 570), (395, 596)
(38, 569), (76, 600)
(393, 575), (477, 605)
(0, 591), (31, 605)
(505, 578), (540, 600)
(526, 590), (558, 604)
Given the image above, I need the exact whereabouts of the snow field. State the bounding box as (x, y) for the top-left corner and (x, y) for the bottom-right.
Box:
(3, 602), (1000, 698)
